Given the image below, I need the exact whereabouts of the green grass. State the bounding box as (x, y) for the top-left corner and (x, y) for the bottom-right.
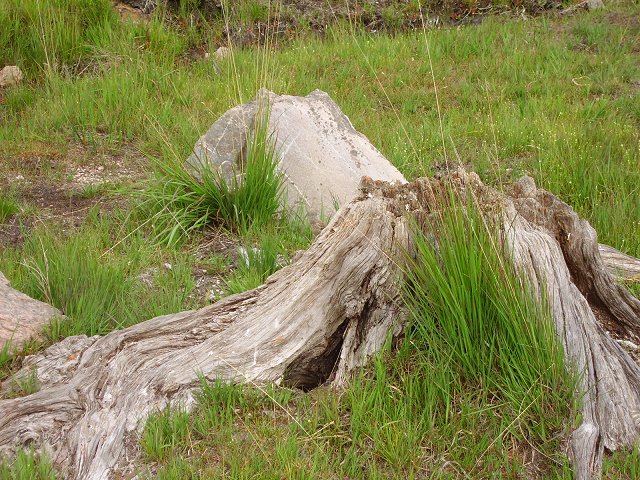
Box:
(142, 107), (284, 246)
(76, 182), (114, 199)
(225, 233), (284, 295)
(2, 367), (40, 399)
(0, 196), (20, 224)
(402, 196), (573, 431)
(603, 449), (640, 479)
(0, 0), (118, 77)
(2, 1), (638, 255)
(0, 448), (57, 480)
(0, 450), (59, 480)
(141, 405), (191, 463)
(223, 220), (312, 295)
(0, 342), (15, 380)
(0, 208), (197, 344)
(0, 0), (638, 478)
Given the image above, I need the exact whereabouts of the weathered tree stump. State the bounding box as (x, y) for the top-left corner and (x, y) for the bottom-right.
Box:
(0, 171), (638, 480)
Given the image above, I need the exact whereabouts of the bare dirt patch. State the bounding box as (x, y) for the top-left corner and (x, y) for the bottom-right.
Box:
(189, 228), (240, 303)
(0, 184), (115, 248)
(0, 142), (148, 248)
(605, 11), (640, 30)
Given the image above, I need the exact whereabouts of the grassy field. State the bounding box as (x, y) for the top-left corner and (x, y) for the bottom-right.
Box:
(0, 0), (639, 478)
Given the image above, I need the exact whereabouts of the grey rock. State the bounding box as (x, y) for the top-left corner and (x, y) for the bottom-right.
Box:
(214, 46), (231, 60)
(0, 66), (23, 88)
(0, 271), (61, 350)
(188, 100), (258, 183)
(187, 89), (406, 222)
(587, 0), (604, 9)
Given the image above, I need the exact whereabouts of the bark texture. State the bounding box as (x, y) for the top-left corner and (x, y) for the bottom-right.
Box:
(599, 244), (640, 282)
(0, 171), (638, 480)
(505, 176), (640, 479)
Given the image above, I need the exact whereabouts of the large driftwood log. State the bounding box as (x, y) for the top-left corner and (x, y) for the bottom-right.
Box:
(0, 172), (639, 480)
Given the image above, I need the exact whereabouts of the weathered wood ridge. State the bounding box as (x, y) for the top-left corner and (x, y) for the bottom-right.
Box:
(0, 171), (639, 479)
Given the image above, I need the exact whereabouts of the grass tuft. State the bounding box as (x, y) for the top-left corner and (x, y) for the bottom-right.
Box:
(225, 232), (282, 294)
(141, 405), (191, 463)
(0, 196), (20, 224)
(0, 211), (196, 340)
(143, 108), (283, 246)
(3, 368), (40, 399)
(0, 0), (118, 76)
(402, 194), (573, 432)
(0, 448), (57, 480)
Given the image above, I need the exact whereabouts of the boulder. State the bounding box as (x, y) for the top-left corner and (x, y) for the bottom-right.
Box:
(187, 89), (406, 222)
(587, 0), (604, 9)
(0, 272), (61, 351)
(0, 66), (23, 88)
(213, 46), (231, 60)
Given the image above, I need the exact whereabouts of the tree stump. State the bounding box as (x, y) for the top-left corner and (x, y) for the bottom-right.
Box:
(1, 171), (638, 480)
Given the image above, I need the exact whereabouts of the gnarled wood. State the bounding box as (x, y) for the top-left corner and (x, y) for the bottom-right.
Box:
(0, 172), (638, 480)
(0, 187), (411, 479)
(505, 176), (640, 479)
(599, 244), (640, 282)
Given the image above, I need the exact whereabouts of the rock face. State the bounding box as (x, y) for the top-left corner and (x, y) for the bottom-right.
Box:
(0, 272), (61, 350)
(187, 89), (406, 222)
(0, 66), (23, 88)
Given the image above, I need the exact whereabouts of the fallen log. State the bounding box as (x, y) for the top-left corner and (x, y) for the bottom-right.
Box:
(0, 171), (639, 480)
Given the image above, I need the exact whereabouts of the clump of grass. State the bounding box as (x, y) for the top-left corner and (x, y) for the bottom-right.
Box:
(77, 182), (113, 199)
(151, 457), (199, 480)
(0, 338), (45, 383)
(225, 233), (282, 295)
(141, 405), (191, 462)
(190, 378), (268, 440)
(237, 0), (270, 24)
(219, 212), (313, 296)
(0, 342), (14, 380)
(143, 108), (283, 246)
(402, 194), (573, 432)
(602, 448), (640, 479)
(3, 368), (40, 399)
(0, 447), (57, 480)
(0, 196), (20, 224)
